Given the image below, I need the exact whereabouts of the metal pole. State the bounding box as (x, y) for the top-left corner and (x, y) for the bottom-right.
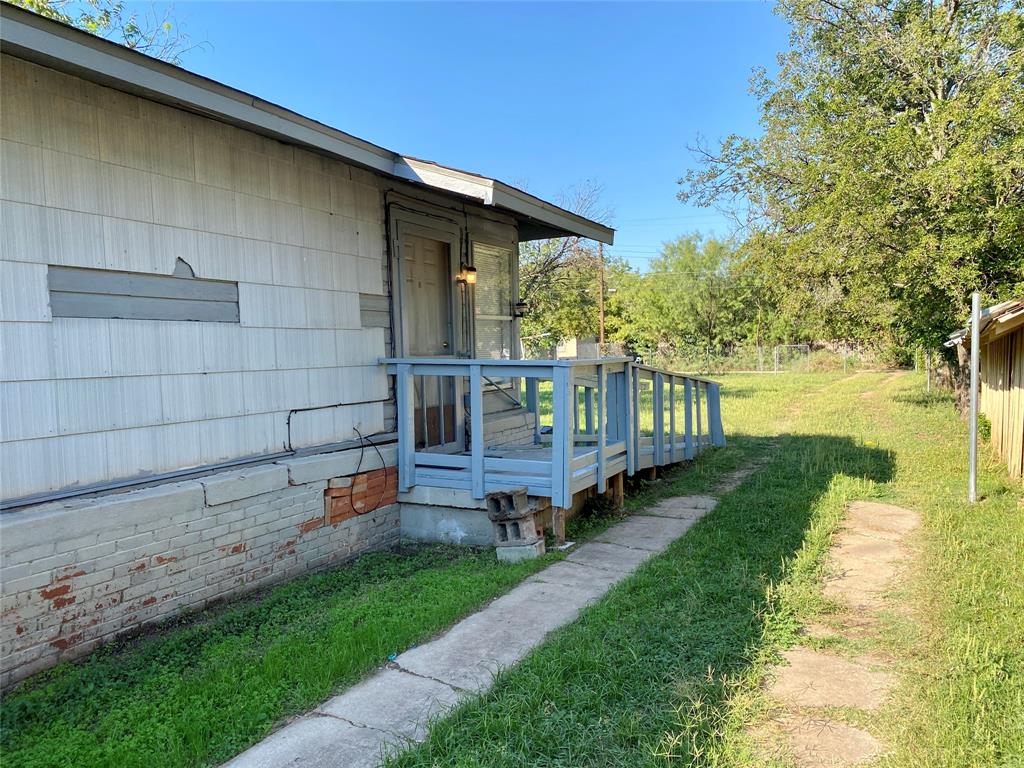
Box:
(597, 242), (605, 354)
(968, 291), (980, 503)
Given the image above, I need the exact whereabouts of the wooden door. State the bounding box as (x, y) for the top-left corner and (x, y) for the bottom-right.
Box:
(401, 233), (458, 449)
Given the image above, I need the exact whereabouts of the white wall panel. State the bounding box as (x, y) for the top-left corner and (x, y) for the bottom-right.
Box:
(275, 328), (337, 370)
(269, 156), (302, 206)
(55, 376), (162, 434)
(160, 373), (244, 422)
(107, 320), (161, 376)
(59, 432), (109, 491)
(0, 322), (54, 381)
(335, 328), (388, 367)
(192, 233), (273, 285)
(234, 192), (275, 242)
(104, 426), (158, 482)
(242, 369), (310, 414)
(156, 321), (207, 375)
(238, 284), (307, 328)
(0, 380), (58, 441)
(52, 318), (112, 378)
(1, 140), (46, 205)
(1, 437), (62, 499)
(356, 256), (385, 294)
(0, 261), (50, 321)
(240, 327), (278, 371)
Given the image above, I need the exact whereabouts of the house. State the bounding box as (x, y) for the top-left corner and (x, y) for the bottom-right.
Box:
(0, 4), (724, 687)
(947, 298), (1024, 480)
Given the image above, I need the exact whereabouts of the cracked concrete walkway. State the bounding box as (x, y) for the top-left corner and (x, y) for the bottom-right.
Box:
(224, 491), (729, 768)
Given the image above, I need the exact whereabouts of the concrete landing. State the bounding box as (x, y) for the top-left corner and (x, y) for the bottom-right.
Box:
(223, 492), (724, 768)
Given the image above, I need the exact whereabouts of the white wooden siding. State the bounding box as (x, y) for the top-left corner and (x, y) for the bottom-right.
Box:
(0, 54), (388, 499)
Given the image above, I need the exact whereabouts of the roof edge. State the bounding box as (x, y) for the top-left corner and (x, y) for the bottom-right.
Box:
(0, 3), (614, 244)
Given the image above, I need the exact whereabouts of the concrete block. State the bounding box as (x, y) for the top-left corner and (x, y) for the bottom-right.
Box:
(201, 465), (288, 507)
(400, 503), (493, 546)
(496, 540), (545, 563)
(0, 481), (204, 551)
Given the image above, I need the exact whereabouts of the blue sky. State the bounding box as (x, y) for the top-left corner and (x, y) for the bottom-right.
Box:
(160, 1), (790, 271)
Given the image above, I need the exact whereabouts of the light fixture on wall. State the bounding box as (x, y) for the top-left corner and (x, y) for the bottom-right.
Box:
(457, 264), (477, 285)
(514, 299), (528, 318)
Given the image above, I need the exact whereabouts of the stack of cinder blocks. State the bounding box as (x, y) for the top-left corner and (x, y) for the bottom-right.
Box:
(486, 488), (544, 563)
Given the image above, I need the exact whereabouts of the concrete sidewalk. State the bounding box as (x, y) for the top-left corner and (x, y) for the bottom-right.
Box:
(225, 493), (721, 768)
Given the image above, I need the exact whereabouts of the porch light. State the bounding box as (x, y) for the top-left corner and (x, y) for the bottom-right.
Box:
(458, 264), (477, 285)
(514, 300), (528, 318)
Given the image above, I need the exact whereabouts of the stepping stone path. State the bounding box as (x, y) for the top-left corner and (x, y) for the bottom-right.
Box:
(224, 464), (760, 768)
(760, 501), (920, 768)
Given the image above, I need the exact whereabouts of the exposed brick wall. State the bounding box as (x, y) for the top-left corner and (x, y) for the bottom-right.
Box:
(325, 467), (399, 524)
(0, 446), (399, 688)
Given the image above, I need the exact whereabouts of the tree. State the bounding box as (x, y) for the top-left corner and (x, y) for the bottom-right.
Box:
(606, 235), (767, 364)
(680, 0), (1024, 355)
(11, 0), (200, 64)
(518, 181), (612, 355)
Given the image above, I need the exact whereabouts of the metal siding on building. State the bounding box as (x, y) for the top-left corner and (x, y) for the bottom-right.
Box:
(0, 53), (389, 500)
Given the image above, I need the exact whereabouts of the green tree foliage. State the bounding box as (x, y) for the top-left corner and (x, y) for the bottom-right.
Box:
(680, 0), (1024, 351)
(10, 0), (199, 64)
(606, 235), (778, 362)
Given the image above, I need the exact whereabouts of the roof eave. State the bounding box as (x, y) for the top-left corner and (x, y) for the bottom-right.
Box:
(1, 3), (615, 245)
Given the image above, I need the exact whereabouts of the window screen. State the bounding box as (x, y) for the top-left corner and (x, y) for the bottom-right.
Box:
(472, 243), (514, 360)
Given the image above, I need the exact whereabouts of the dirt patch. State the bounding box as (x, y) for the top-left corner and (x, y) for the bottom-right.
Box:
(768, 648), (895, 710)
(768, 715), (885, 768)
(758, 500), (920, 766)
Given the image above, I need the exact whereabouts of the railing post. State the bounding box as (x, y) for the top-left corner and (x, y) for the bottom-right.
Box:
(525, 376), (540, 445)
(596, 362), (606, 493)
(683, 378), (694, 460)
(625, 364), (635, 475)
(708, 382), (726, 447)
(552, 365), (573, 508)
(470, 364), (484, 499)
(668, 376), (676, 464)
(584, 386), (595, 436)
(653, 371), (665, 466)
(695, 380), (703, 451)
(396, 364), (416, 492)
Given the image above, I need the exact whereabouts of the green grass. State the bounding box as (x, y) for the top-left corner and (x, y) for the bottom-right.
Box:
(6, 373), (1020, 768)
(386, 371), (1024, 768)
(0, 545), (558, 768)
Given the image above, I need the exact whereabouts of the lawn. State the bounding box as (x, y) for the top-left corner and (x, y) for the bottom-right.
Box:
(4, 372), (1020, 768)
(0, 546), (557, 768)
(386, 371), (1024, 768)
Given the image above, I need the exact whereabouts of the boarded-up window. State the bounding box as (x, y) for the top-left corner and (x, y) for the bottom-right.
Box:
(48, 261), (239, 323)
(473, 243), (513, 360)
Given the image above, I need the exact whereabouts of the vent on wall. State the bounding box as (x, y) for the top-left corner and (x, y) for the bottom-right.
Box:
(48, 260), (239, 322)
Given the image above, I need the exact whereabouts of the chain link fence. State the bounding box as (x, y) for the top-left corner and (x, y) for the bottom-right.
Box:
(640, 344), (882, 375)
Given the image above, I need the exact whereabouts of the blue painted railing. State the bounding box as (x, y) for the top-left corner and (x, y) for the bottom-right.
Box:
(381, 357), (725, 509)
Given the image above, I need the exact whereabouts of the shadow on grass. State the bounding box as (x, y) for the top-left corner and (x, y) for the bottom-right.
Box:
(388, 433), (894, 768)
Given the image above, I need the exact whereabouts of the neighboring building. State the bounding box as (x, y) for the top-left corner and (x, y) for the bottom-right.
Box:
(948, 298), (1024, 481)
(0, 5), (613, 685)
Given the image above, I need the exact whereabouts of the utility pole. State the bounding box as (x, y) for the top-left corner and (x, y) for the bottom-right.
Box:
(597, 242), (606, 354)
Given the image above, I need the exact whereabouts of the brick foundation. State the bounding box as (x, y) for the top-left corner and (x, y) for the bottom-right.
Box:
(0, 445), (399, 689)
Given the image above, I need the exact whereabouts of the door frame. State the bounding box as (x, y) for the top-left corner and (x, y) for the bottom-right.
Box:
(389, 209), (467, 358)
